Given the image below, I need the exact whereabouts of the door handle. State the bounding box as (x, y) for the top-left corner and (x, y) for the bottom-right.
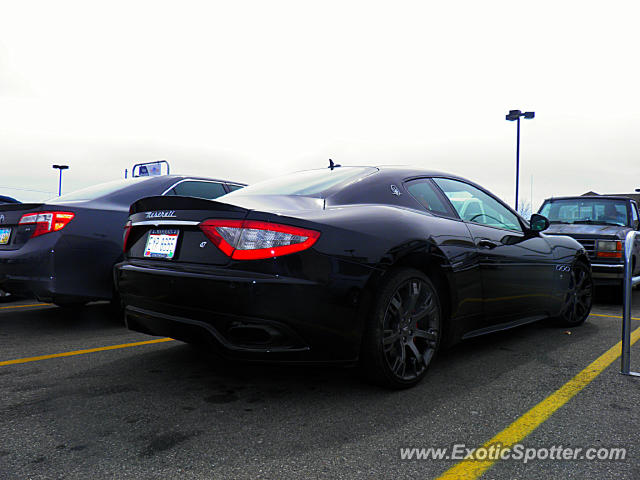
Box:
(478, 239), (499, 249)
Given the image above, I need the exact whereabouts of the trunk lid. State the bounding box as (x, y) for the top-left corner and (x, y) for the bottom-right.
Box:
(126, 195), (324, 267)
(0, 203), (44, 250)
(127, 196), (251, 266)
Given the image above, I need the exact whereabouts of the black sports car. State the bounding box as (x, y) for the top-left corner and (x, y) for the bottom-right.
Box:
(116, 166), (592, 388)
(0, 175), (245, 306)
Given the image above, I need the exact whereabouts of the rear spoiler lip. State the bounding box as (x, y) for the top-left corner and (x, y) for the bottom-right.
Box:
(0, 203), (44, 212)
(129, 195), (249, 216)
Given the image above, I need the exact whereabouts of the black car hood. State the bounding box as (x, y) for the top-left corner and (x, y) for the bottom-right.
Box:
(545, 223), (632, 240)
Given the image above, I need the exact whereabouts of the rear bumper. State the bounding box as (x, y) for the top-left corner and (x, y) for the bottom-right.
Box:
(0, 235), (57, 300)
(0, 233), (114, 303)
(115, 258), (376, 363)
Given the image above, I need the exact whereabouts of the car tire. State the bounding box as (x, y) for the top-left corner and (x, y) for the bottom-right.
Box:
(551, 260), (593, 327)
(360, 267), (442, 389)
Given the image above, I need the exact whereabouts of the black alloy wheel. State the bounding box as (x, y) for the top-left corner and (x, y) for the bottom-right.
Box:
(556, 261), (593, 326)
(361, 268), (442, 389)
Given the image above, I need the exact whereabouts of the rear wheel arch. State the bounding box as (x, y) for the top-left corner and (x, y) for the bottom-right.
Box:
(359, 250), (454, 347)
(392, 252), (452, 323)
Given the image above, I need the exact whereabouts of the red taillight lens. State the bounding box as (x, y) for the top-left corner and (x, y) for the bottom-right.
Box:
(123, 220), (133, 252)
(19, 211), (75, 238)
(199, 219), (320, 260)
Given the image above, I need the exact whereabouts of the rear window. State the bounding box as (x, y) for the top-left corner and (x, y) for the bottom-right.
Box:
(224, 167), (377, 197)
(164, 181), (227, 200)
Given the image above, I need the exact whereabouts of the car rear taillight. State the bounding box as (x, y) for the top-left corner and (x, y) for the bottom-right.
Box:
(123, 220), (132, 252)
(199, 219), (320, 260)
(19, 211), (75, 238)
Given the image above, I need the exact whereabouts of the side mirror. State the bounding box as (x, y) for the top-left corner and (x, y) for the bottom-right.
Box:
(529, 213), (550, 233)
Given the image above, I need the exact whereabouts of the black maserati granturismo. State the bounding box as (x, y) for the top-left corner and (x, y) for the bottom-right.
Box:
(115, 166), (593, 388)
(0, 175), (244, 307)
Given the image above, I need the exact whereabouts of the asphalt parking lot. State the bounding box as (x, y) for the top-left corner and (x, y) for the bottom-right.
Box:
(2, 292), (640, 480)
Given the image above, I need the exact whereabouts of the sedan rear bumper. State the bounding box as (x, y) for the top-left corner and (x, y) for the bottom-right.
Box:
(0, 233), (113, 303)
(0, 235), (57, 301)
(115, 259), (375, 363)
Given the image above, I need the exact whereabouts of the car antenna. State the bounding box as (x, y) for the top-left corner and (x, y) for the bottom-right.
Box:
(328, 159), (341, 170)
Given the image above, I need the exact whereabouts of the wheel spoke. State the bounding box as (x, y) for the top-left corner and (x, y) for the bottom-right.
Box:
(414, 328), (438, 341)
(405, 281), (421, 315)
(389, 295), (402, 318)
(407, 341), (423, 366)
(391, 346), (406, 376)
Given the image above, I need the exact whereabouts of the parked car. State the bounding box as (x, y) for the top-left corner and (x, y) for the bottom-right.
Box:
(538, 195), (640, 290)
(115, 166), (592, 389)
(0, 175), (245, 307)
(0, 195), (20, 300)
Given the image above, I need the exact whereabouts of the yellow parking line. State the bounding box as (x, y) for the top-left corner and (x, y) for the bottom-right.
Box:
(0, 303), (51, 310)
(590, 313), (640, 321)
(435, 324), (640, 480)
(0, 338), (175, 366)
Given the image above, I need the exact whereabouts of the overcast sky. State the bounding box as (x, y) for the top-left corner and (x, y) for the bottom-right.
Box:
(1, 1), (638, 211)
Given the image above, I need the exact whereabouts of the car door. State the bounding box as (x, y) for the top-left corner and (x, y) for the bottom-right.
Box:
(432, 177), (555, 328)
(403, 178), (485, 331)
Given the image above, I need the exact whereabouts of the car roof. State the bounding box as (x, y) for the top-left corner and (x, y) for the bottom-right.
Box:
(542, 195), (633, 202)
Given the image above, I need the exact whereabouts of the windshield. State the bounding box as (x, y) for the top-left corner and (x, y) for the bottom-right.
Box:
(539, 198), (629, 226)
(48, 178), (152, 203)
(223, 167), (378, 197)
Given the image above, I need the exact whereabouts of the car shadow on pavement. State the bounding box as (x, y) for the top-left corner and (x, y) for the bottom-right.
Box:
(0, 302), (125, 333)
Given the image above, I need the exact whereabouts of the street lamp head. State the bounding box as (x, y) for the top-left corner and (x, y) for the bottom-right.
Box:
(52, 164), (69, 170)
(506, 110), (535, 121)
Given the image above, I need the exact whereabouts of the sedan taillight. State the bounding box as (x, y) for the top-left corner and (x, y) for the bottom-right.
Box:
(19, 211), (75, 238)
(199, 219), (320, 260)
(123, 220), (133, 252)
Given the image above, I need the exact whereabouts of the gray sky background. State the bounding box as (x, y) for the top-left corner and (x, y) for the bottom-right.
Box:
(1, 1), (638, 211)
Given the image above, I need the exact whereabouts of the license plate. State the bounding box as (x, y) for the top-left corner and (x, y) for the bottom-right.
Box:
(144, 229), (179, 259)
(0, 227), (10, 245)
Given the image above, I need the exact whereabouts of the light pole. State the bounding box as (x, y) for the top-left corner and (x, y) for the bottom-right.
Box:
(52, 165), (69, 196)
(506, 110), (535, 211)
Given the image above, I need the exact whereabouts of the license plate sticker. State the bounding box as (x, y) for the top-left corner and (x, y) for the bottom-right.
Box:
(0, 227), (10, 245)
(144, 229), (179, 259)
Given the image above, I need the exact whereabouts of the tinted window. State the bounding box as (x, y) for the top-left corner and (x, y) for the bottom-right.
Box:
(405, 179), (452, 216)
(434, 178), (522, 232)
(632, 203), (639, 224)
(166, 181), (227, 200)
(539, 198), (629, 226)
(227, 184), (244, 192)
(224, 167), (377, 197)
